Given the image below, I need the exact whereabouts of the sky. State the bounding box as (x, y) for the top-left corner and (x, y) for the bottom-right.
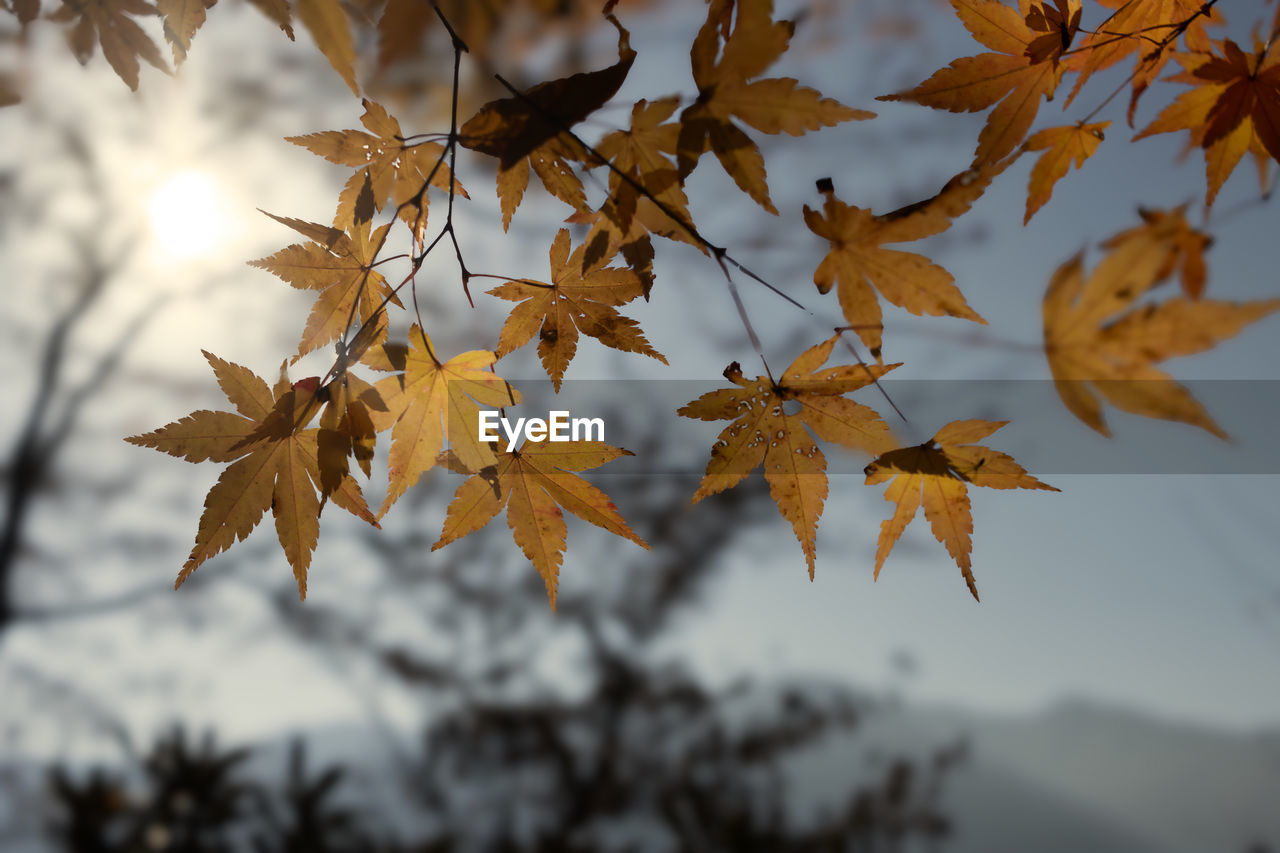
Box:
(1, 0), (1279, 772)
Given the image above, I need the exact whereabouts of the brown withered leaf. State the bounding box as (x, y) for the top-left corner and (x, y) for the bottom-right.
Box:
(51, 0), (170, 90)
(1134, 40), (1280, 207)
(460, 16), (635, 169)
(433, 438), (647, 610)
(126, 354), (377, 599)
(156, 0), (215, 62)
(678, 0), (873, 213)
(679, 335), (897, 579)
(488, 229), (666, 390)
(866, 420), (1056, 600)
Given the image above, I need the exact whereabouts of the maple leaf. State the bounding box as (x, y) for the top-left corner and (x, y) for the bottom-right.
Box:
(578, 97), (703, 273)
(51, 0), (170, 91)
(488, 229), (667, 391)
(125, 353), (378, 599)
(460, 15), (634, 226)
(288, 100), (467, 233)
(1022, 121), (1108, 223)
(249, 213), (400, 358)
(366, 326), (520, 518)
(866, 419), (1057, 600)
(878, 0), (1078, 166)
(677, 0), (873, 213)
(1099, 205), (1211, 299)
(1043, 220), (1280, 437)
(1134, 40), (1280, 206)
(803, 162), (1006, 357)
(296, 0), (358, 95)
(1064, 0), (1221, 121)
(155, 0), (215, 63)
(433, 439), (648, 609)
(678, 335), (898, 579)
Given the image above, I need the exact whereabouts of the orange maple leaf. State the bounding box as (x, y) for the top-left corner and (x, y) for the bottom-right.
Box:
(126, 353), (378, 599)
(677, 0), (873, 213)
(288, 99), (468, 233)
(803, 161), (1006, 357)
(678, 335), (897, 579)
(878, 0), (1078, 165)
(1022, 121), (1108, 223)
(1135, 40), (1280, 206)
(866, 419), (1057, 600)
(488, 229), (667, 391)
(366, 326), (520, 518)
(1043, 217), (1280, 437)
(249, 213), (400, 358)
(433, 440), (648, 609)
(1099, 205), (1211, 299)
(1063, 0), (1221, 122)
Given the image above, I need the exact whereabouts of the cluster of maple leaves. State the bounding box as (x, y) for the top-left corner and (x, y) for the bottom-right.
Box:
(83, 0), (1279, 605)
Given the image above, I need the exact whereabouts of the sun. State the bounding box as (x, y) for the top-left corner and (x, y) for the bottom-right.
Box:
(146, 170), (228, 259)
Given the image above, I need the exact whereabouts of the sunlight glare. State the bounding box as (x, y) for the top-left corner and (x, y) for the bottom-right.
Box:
(147, 170), (227, 259)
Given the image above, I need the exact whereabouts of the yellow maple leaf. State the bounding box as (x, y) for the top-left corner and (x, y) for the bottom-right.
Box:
(803, 162), (1007, 357)
(288, 99), (468, 232)
(679, 335), (897, 579)
(488, 229), (667, 390)
(865, 420), (1056, 600)
(367, 327), (520, 518)
(249, 213), (400, 358)
(433, 440), (648, 609)
(295, 0), (357, 95)
(126, 353), (377, 599)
